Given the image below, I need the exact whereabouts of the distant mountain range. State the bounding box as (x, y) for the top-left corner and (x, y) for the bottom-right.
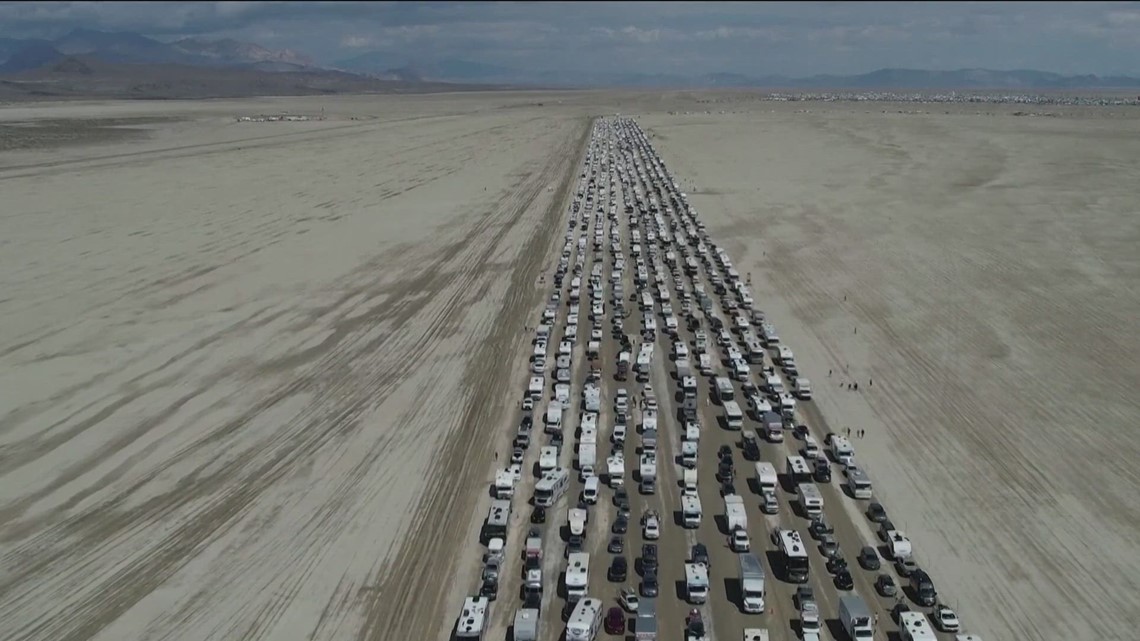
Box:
(335, 54), (1140, 90)
(2, 29), (1138, 95)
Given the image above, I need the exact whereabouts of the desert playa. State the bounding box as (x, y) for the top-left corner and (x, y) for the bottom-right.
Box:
(0, 92), (1137, 641)
(642, 102), (1140, 640)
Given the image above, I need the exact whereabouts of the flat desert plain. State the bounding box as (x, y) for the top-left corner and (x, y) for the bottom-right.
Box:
(0, 93), (593, 641)
(642, 104), (1140, 640)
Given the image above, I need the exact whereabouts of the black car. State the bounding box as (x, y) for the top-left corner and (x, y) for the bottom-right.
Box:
(826, 556), (848, 575)
(876, 573), (898, 597)
(809, 518), (834, 540)
(690, 543), (709, 566)
(720, 481), (736, 496)
(892, 601), (911, 623)
(834, 569), (854, 590)
(640, 568), (659, 597)
(742, 436), (760, 460)
(614, 488), (630, 510)
(793, 423), (809, 439)
(813, 459), (832, 483)
(641, 544), (659, 573)
(608, 535), (624, 554)
(717, 460), (734, 482)
(858, 546), (881, 570)
(718, 445), (732, 460)
(866, 502), (888, 523)
(794, 586), (816, 611)
(609, 555), (628, 582)
(566, 535), (584, 557)
(878, 519), (896, 541)
(531, 506), (546, 524)
(612, 514), (629, 534)
(522, 588), (542, 609)
(639, 477), (656, 495)
(520, 415), (533, 431)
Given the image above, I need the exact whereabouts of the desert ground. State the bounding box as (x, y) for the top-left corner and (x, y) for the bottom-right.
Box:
(1, 91), (1137, 641)
(641, 104), (1140, 640)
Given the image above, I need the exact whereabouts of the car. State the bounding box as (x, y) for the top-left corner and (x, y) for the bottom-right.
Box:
(876, 573), (897, 597)
(612, 514), (629, 534)
(858, 546), (881, 570)
(794, 586), (816, 611)
(895, 557), (919, 577)
(614, 487), (630, 510)
(826, 556), (848, 574)
(718, 444), (732, 460)
(510, 448), (525, 464)
(642, 513), (660, 540)
(866, 501), (888, 523)
(640, 544), (659, 573)
(809, 518), (834, 540)
(531, 506), (546, 524)
(566, 535), (584, 557)
(818, 533), (839, 558)
(619, 587), (640, 613)
(521, 396), (534, 411)
(934, 604), (961, 632)
(834, 569), (854, 590)
(604, 606), (626, 635)
(523, 589), (542, 609)
(878, 519), (896, 541)
(761, 491), (779, 514)
(507, 463), (522, 482)
(639, 477), (656, 495)
(717, 460), (734, 482)
(608, 555), (628, 582)
(640, 568), (659, 597)
(720, 481), (736, 496)
(690, 543), (709, 566)
(608, 535), (624, 554)
(531, 357), (545, 374)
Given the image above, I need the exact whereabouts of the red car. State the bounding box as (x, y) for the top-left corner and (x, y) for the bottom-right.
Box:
(604, 607), (625, 635)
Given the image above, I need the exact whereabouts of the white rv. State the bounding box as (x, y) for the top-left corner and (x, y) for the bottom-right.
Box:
(545, 403), (563, 434)
(714, 377), (735, 402)
(681, 495), (702, 528)
(493, 469), (515, 499)
(684, 563), (710, 604)
(565, 552), (590, 602)
(723, 400), (744, 430)
(534, 468), (569, 506)
(455, 596), (489, 640)
(538, 447), (559, 473)
(753, 462), (778, 494)
(682, 468), (699, 496)
(568, 508), (588, 537)
(566, 598), (603, 641)
(794, 377), (812, 400)
(830, 435), (855, 466)
(797, 483), (824, 519)
(680, 440), (699, 468)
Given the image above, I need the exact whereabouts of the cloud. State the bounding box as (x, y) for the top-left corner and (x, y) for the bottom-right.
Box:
(0, 1), (1138, 76)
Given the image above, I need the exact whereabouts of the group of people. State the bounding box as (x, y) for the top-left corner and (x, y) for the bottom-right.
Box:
(845, 427), (867, 439)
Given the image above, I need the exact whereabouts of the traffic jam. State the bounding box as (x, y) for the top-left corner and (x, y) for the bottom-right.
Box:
(454, 117), (975, 641)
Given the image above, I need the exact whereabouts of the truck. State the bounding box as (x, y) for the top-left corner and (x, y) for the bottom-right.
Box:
(794, 377), (812, 400)
(545, 403), (563, 434)
(565, 506), (586, 538)
(887, 530), (913, 559)
(513, 608), (540, 641)
(635, 597), (657, 641)
(684, 562), (709, 604)
(724, 494), (748, 532)
(682, 468), (699, 496)
(839, 595), (873, 640)
(493, 469), (515, 499)
(760, 411), (783, 442)
(738, 552), (766, 613)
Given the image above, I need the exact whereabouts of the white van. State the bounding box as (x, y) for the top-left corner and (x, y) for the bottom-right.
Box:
(582, 475), (600, 504)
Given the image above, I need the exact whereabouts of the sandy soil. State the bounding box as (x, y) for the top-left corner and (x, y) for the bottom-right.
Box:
(0, 94), (590, 641)
(642, 105), (1140, 640)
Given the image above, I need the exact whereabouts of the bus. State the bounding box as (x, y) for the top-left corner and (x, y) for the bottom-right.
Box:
(776, 528), (810, 583)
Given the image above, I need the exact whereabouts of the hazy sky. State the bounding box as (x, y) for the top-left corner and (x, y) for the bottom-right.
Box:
(2, 1), (1138, 76)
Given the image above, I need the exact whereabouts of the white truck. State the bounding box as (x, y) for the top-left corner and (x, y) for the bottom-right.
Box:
(682, 468), (699, 497)
(738, 552), (766, 613)
(583, 385), (601, 413)
(887, 530), (913, 559)
(539, 446), (559, 473)
(684, 562), (710, 604)
(725, 494), (748, 532)
(639, 454), (657, 481)
(545, 403), (563, 434)
(681, 495), (702, 528)
(794, 377), (812, 400)
(839, 595), (874, 640)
